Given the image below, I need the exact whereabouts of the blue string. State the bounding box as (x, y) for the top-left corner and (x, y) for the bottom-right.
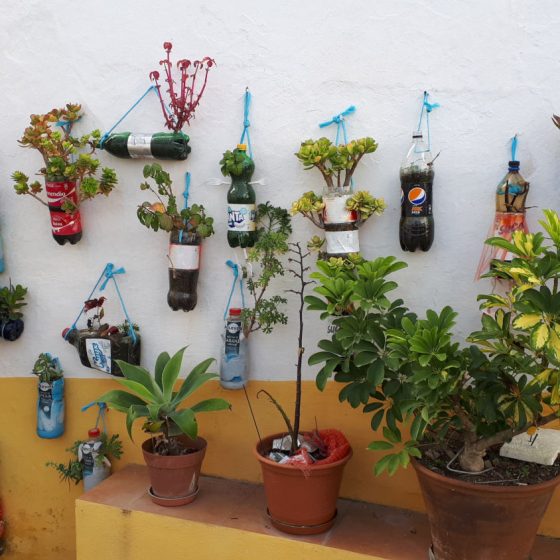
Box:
(319, 105), (356, 146)
(99, 85), (159, 148)
(239, 89), (253, 159)
(223, 260), (246, 320)
(511, 135), (518, 161)
(416, 91), (440, 152)
(178, 172), (191, 244)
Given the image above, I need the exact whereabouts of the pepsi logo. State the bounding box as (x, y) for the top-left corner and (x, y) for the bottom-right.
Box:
(408, 187), (426, 206)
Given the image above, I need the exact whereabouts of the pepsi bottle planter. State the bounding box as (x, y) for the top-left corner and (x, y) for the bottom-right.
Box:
(102, 132), (191, 160)
(32, 353), (65, 439)
(0, 283), (27, 342)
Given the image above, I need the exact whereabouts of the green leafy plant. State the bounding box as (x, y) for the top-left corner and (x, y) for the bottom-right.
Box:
(220, 147), (254, 178)
(11, 104), (118, 214)
(0, 283), (27, 321)
(47, 433), (123, 485)
(307, 211), (560, 475)
(242, 202), (292, 337)
(95, 348), (231, 455)
(137, 163), (214, 238)
(32, 353), (63, 383)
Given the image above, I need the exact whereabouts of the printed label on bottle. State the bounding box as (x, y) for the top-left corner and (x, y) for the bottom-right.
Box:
(225, 320), (241, 355)
(228, 204), (256, 231)
(323, 195), (357, 224)
(127, 134), (154, 158)
(39, 381), (53, 419)
(79, 440), (97, 475)
(46, 181), (79, 208)
(401, 183), (433, 218)
(49, 209), (82, 236)
(325, 230), (360, 255)
(85, 339), (112, 373)
(168, 243), (200, 270)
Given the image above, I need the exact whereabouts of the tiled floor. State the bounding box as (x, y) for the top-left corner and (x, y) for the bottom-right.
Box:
(81, 464), (560, 559)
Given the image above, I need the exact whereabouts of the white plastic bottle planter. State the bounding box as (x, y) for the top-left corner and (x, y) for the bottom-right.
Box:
(323, 194), (360, 258)
(220, 308), (249, 389)
(79, 428), (112, 491)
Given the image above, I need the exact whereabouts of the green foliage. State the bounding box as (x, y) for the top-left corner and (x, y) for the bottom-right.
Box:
(137, 163), (215, 238)
(0, 283), (27, 321)
(12, 104), (118, 212)
(94, 349), (231, 454)
(32, 353), (63, 383)
(243, 202), (292, 336)
(46, 433), (123, 485)
(307, 211), (560, 474)
(220, 147), (255, 178)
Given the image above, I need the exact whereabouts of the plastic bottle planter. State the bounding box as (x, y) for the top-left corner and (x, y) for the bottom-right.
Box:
(79, 429), (111, 491)
(168, 230), (201, 312)
(45, 175), (82, 245)
(37, 377), (64, 439)
(0, 318), (24, 341)
(64, 329), (141, 377)
(102, 132), (191, 160)
(323, 194), (360, 258)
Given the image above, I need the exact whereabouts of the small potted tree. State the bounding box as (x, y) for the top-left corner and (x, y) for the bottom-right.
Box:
(137, 163), (214, 312)
(0, 282), (27, 342)
(292, 137), (385, 258)
(253, 242), (352, 535)
(95, 348), (230, 506)
(308, 210), (560, 560)
(33, 353), (65, 439)
(12, 104), (118, 245)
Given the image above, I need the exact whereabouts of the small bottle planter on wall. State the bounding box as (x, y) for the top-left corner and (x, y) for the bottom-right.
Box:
(292, 137), (385, 259)
(32, 353), (65, 439)
(12, 104), (118, 245)
(0, 282), (27, 342)
(137, 164), (214, 312)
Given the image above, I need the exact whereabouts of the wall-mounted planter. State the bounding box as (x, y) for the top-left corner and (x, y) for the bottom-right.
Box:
(167, 230), (201, 312)
(102, 132), (191, 160)
(37, 377), (65, 439)
(45, 176), (82, 245)
(0, 318), (24, 341)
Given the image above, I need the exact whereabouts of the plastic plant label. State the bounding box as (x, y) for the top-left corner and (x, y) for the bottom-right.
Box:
(323, 195), (357, 224)
(127, 134), (153, 158)
(325, 230), (360, 254)
(227, 204), (256, 231)
(168, 243), (200, 270)
(85, 339), (112, 373)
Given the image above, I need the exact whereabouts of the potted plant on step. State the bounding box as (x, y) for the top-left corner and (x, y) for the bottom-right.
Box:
(137, 163), (214, 312)
(308, 210), (560, 560)
(12, 104), (118, 245)
(95, 348), (231, 506)
(291, 137), (385, 258)
(254, 242), (352, 535)
(0, 282), (27, 342)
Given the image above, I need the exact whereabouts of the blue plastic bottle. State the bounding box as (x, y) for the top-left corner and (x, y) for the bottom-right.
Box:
(220, 308), (249, 389)
(37, 377), (65, 439)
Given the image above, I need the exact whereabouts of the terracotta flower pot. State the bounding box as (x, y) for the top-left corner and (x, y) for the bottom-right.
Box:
(142, 436), (207, 507)
(413, 459), (560, 560)
(254, 432), (352, 535)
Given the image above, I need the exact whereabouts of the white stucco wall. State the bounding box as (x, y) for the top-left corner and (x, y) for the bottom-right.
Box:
(1, 0), (559, 378)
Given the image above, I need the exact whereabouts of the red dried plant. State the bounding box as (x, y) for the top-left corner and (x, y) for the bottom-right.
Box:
(150, 42), (215, 132)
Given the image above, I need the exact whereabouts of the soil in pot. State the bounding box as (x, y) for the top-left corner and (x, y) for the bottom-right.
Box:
(142, 435), (207, 507)
(413, 453), (560, 560)
(255, 431), (352, 535)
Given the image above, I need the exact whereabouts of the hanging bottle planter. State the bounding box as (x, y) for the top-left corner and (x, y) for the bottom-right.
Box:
(0, 282), (27, 342)
(32, 353), (64, 439)
(11, 104), (118, 245)
(476, 136), (530, 279)
(100, 42), (215, 160)
(137, 164), (214, 312)
(291, 107), (385, 259)
(62, 263), (140, 376)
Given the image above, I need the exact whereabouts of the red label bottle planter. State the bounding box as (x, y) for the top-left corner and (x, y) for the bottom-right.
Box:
(45, 177), (82, 245)
(167, 230), (201, 312)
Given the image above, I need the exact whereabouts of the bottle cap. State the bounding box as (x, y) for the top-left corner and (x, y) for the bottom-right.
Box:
(229, 308), (242, 316)
(237, 143), (247, 151)
(508, 160), (520, 171)
(412, 131), (423, 139)
(88, 427), (101, 438)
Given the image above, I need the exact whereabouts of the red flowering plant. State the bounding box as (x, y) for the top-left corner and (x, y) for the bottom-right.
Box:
(150, 42), (215, 133)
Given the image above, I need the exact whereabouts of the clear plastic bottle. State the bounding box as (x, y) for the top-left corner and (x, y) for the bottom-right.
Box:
(79, 427), (111, 491)
(220, 308), (249, 390)
(399, 131), (435, 252)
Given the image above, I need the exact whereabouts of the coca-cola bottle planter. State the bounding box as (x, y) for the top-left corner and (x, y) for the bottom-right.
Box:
(12, 103), (118, 245)
(137, 163), (214, 312)
(292, 137), (386, 259)
(0, 282), (27, 342)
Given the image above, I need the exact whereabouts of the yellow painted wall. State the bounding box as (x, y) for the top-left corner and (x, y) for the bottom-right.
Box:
(1, 377), (559, 559)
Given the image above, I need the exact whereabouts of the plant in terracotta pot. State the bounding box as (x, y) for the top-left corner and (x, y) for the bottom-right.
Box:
(11, 103), (118, 245)
(254, 242), (352, 535)
(95, 348), (230, 506)
(308, 210), (560, 560)
(291, 137), (385, 259)
(0, 282), (27, 342)
(137, 163), (214, 312)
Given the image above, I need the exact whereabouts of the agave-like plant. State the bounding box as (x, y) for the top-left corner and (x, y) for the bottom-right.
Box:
(95, 348), (230, 454)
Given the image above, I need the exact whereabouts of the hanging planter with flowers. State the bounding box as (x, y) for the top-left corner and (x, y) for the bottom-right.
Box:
(11, 104), (118, 245)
